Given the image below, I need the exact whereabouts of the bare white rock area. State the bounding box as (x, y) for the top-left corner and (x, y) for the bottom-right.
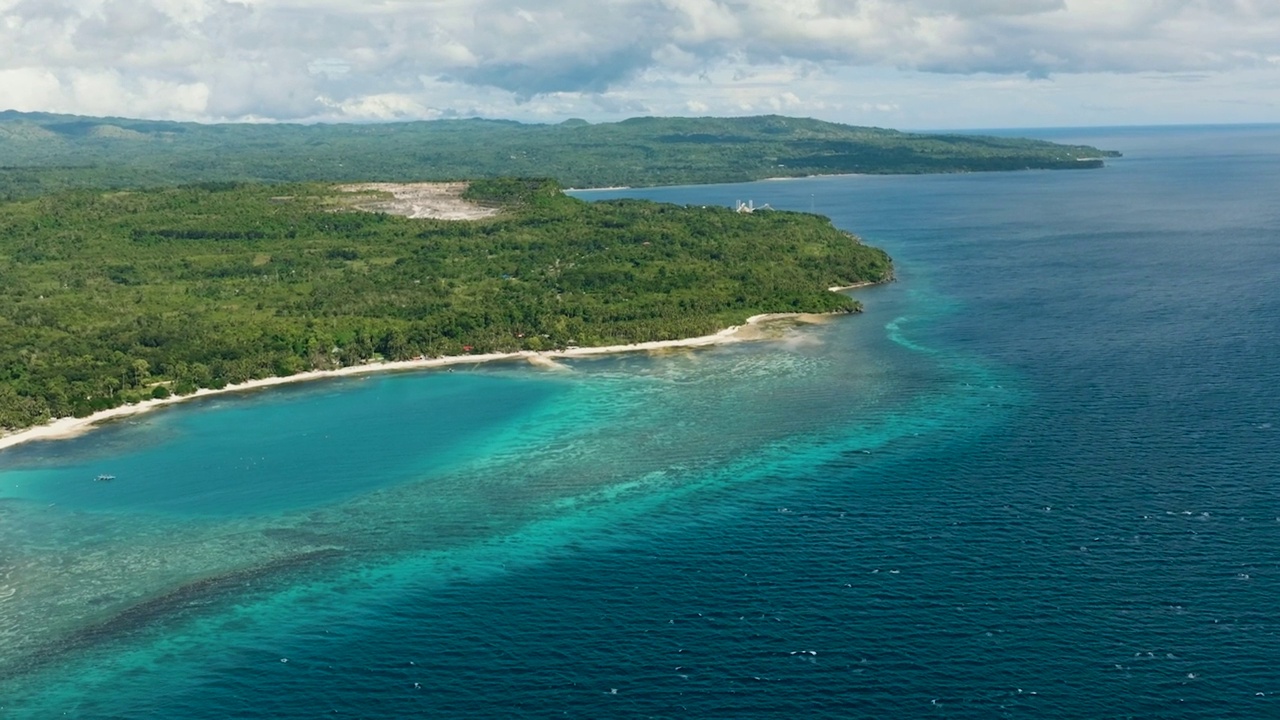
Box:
(337, 182), (501, 221)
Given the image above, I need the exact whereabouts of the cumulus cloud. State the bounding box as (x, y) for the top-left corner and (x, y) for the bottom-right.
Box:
(0, 0), (1276, 122)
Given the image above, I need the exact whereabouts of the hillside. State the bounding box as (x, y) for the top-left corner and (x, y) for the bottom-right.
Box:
(0, 112), (1119, 199)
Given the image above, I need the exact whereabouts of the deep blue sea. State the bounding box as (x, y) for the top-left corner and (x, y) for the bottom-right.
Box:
(2, 125), (1278, 718)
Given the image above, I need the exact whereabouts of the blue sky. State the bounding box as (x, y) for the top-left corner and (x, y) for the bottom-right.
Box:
(1, 0), (1277, 128)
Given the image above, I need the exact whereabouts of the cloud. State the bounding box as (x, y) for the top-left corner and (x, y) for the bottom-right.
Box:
(0, 0), (1277, 123)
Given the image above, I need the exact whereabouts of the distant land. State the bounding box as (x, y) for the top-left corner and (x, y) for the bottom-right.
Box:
(0, 111), (1120, 199)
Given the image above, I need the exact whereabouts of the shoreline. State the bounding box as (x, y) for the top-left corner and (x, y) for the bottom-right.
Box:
(569, 173), (875, 192)
(827, 280), (881, 292)
(0, 311), (845, 452)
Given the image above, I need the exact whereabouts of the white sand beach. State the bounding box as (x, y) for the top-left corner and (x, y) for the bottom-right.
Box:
(827, 280), (880, 292)
(0, 313), (830, 452)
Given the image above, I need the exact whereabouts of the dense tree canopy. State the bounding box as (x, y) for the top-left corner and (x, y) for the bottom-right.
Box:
(0, 179), (892, 430)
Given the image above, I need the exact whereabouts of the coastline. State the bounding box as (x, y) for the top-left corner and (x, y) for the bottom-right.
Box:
(827, 280), (881, 292)
(0, 312), (839, 452)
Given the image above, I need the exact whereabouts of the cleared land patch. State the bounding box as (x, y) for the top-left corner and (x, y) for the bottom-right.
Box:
(337, 182), (500, 221)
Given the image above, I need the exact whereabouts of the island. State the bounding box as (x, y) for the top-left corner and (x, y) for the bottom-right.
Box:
(0, 178), (892, 436)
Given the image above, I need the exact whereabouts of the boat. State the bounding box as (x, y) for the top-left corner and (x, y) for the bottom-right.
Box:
(95, 474), (116, 482)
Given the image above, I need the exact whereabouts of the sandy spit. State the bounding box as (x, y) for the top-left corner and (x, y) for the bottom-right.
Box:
(827, 280), (881, 292)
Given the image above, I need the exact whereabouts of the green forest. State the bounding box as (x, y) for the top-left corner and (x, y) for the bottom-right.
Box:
(0, 178), (893, 431)
(0, 112), (1119, 199)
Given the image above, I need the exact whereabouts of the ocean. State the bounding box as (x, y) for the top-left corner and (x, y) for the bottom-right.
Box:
(1, 124), (1277, 718)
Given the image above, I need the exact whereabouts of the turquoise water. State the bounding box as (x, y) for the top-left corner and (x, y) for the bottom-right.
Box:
(2, 125), (1279, 717)
(0, 372), (563, 516)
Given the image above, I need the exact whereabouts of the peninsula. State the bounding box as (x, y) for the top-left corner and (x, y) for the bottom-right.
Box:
(0, 112), (1121, 439)
(0, 178), (892, 436)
